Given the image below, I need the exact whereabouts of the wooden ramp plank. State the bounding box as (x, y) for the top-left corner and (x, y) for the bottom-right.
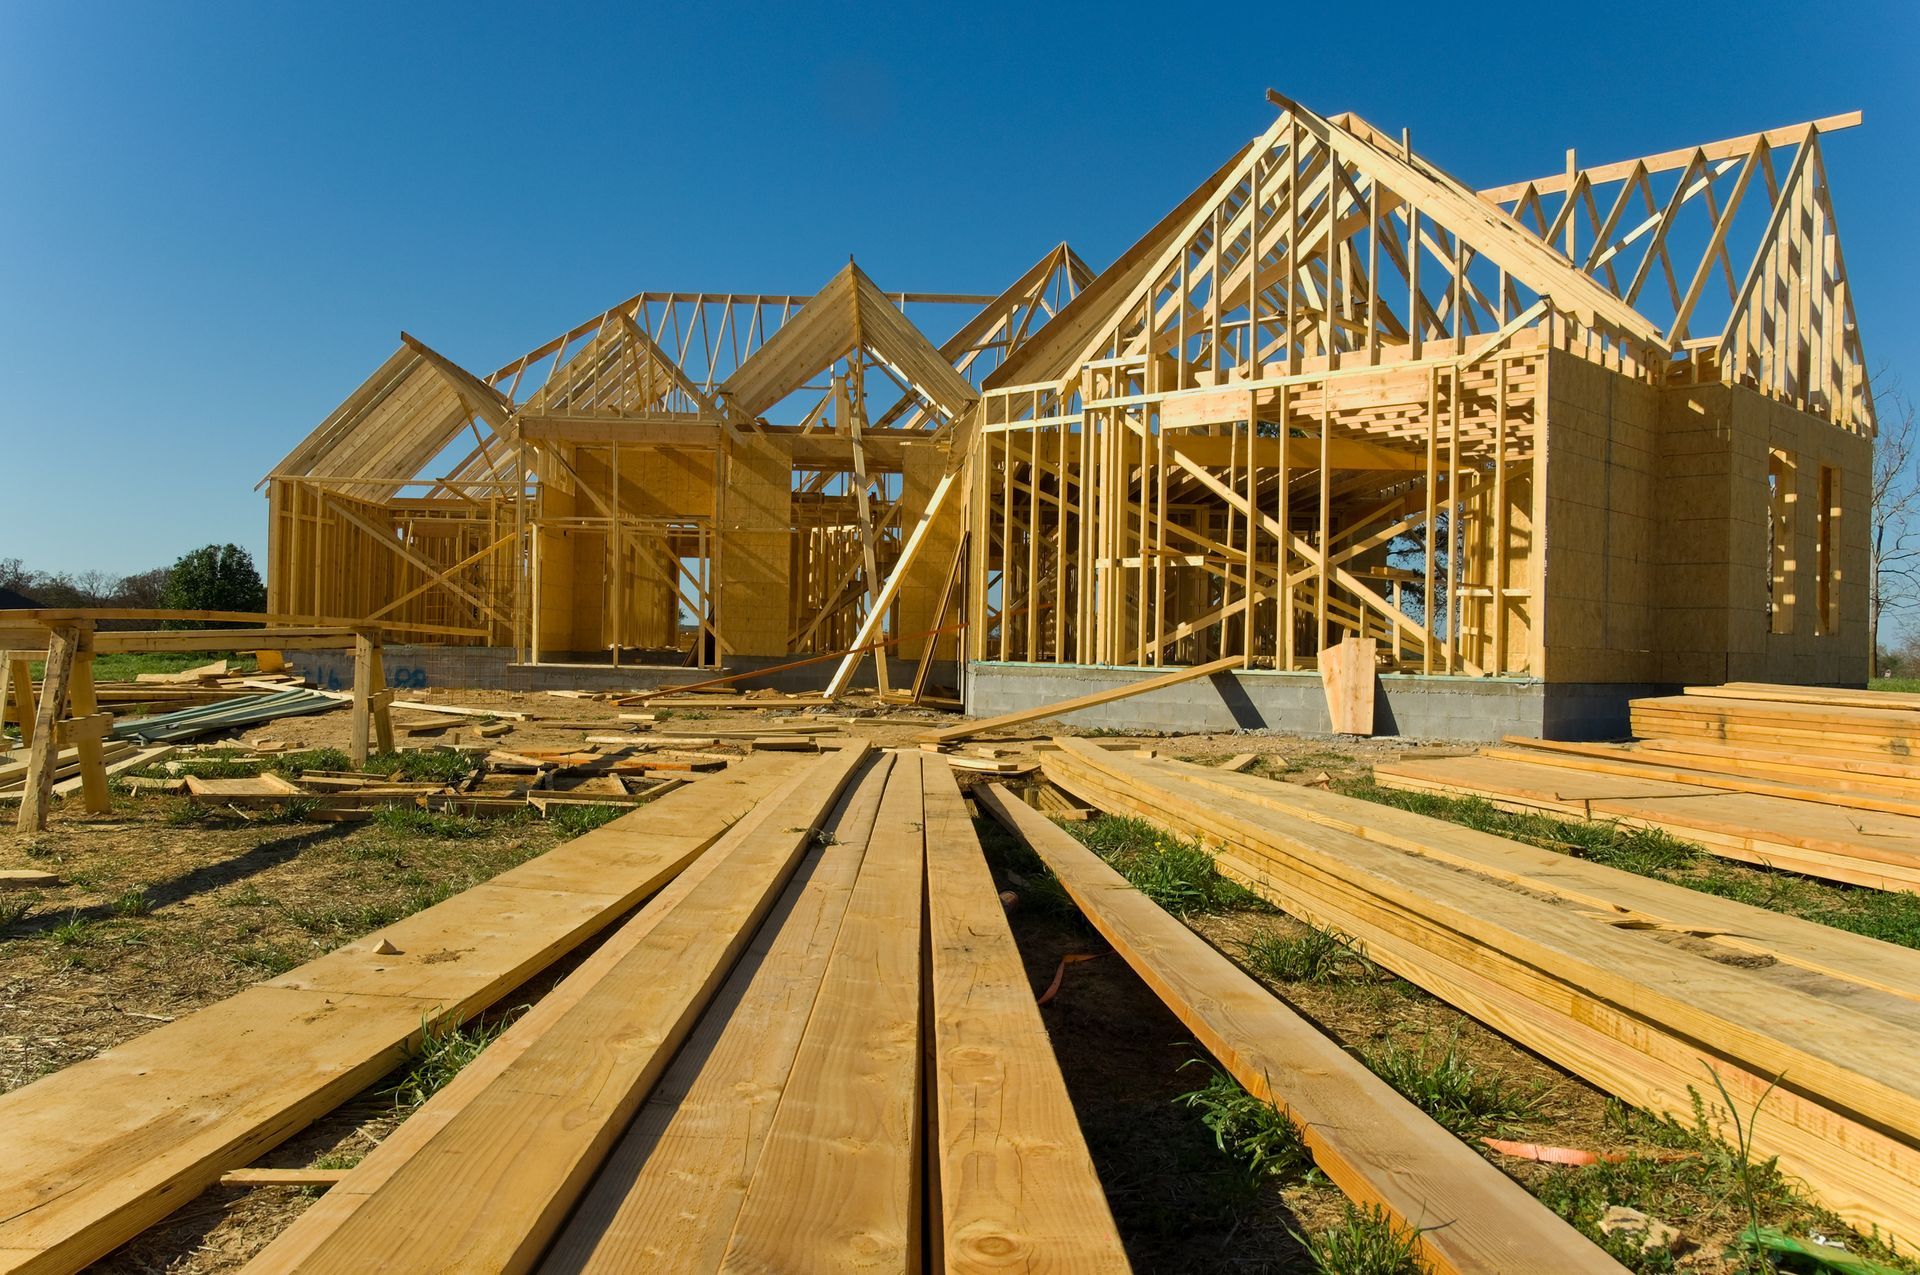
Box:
(0, 753), (808, 1275)
(919, 655), (1242, 744)
(538, 755), (894, 1274)
(922, 760), (1129, 1273)
(973, 783), (1619, 1275)
(718, 755), (927, 1274)
(241, 744), (871, 1275)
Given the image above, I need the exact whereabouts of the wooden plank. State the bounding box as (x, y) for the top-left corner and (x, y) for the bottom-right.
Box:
(1374, 753), (1920, 892)
(0, 754), (808, 1275)
(1318, 636), (1376, 734)
(539, 756), (894, 1273)
(974, 784), (1617, 1275)
(717, 755), (926, 1273)
(1045, 742), (1920, 1242)
(920, 654), (1243, 744)
(923, 763), (1129, 1272)
(219, 1169), (349, 1189)
(243, 745), (871, 1274)
(16, 627), (77, 833)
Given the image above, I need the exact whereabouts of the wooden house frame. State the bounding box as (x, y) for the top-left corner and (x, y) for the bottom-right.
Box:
(267, 93), (1873, 717)
(264, 247), (1091, 675)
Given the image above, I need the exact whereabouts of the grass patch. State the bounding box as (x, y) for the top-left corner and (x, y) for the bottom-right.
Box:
(165, 757), (265, 780)
(58, 652), (257, 681)
(1067, 816), (1260, 916)
(1530, 1093), (1920, 1274)
(366, 748), (477, 785)
(1868, 678), (1920, 695)
(1243, 921), (1369, 984)
(0, 896), (34, 932)
(110, 889), (153, 917)
(1361, 1030), (1538, 1135)
(49, 913), (93, 947)
(1299, 1202), (1427, 1275)
(1340, 778), (1920, 951)
(370, 805), (489, 839)
(267, 747), (352, 777)
(163, 799), (215, 826)
(385, 1011), (523, 1110)
(1175, 1064), (1310, 1181)
(547, 803), (625, 836)
(232, 940), (304, 975)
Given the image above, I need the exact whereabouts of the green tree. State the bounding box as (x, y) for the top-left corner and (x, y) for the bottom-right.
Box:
(161, 544), (266, 623)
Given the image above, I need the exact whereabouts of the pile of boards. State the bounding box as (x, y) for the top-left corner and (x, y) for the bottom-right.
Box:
(0, 745), (1128, 1274)
(1373, 681), (1920, 892)
(136, 742), (740, 821)
(1041, 738), (1920, 1246)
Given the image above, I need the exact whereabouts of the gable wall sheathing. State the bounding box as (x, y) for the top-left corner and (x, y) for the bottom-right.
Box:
(1539, 351), (1870, 686)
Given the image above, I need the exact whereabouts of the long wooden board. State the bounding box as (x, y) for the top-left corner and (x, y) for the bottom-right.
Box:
(242, 745), (870, 1274)
(974, 784), (1619, 1275)
(0, 753), (809, 1275)
(1150, 754), (1920, 1004)
(1373, 752), (1920, 892)
(1480, 738), (1920, 817)
(539, 756), (893, 1273)
(1045, 741), (1920, 1242)
(920, 654), (1243, 744)
(923, 762), (1129, 1272)
(717, 755), (927, 1273)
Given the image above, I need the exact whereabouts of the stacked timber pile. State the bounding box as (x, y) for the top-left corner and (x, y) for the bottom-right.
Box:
(1373, 682), (1920, 892)
(1040, 737), (1920, 1246)
(1630, 682), (1920, 759)
(0, 746), (1132, 1274)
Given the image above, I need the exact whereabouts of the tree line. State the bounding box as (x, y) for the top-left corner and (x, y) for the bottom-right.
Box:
(0, 545), (267, 626)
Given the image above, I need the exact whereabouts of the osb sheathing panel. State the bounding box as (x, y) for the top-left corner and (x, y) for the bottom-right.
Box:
(1542, 358), (1871, 688)
(1540, 350), (1662, 684)
(718, 432), (793, 656)
(894, 444), (958, 660)
(534, 463), (578, 654)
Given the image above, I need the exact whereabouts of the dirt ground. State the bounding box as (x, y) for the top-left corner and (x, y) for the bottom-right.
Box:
(0, 687), (1904, 1272)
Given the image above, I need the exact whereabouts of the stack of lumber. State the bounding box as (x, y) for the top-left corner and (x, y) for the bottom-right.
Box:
(0, 748), (1128, 1274)
(0, 741), (174, 803)
(1629, 683), (1920, 760)
(1042, 738), (1920, 1244)
(1373, 681), (1920, 893)
(0, 754), (809, 1273)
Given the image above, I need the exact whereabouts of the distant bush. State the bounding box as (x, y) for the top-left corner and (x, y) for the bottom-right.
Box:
(161, 544), (266, 622)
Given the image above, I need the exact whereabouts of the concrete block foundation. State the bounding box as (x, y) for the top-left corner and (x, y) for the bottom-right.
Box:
(963, 662), (1670, 743)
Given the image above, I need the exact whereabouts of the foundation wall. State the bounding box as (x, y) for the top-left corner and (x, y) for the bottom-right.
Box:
(962, 661), (1658, 742)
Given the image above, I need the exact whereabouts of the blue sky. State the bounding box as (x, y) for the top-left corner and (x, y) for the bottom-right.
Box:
(4, 0), (1917, 577)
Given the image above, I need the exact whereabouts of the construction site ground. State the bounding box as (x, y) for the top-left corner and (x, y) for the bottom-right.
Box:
(3, 687), (1914, 1273)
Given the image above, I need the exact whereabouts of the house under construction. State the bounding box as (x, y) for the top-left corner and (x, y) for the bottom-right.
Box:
(263, 93), (1873, 739)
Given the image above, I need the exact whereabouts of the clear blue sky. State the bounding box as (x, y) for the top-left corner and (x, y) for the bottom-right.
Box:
(5, 0), (1916, 577)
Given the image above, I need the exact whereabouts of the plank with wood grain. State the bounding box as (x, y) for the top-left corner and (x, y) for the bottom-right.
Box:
(241, 745), (870, 1274)
(974, 782), (1619, 1275)
(922, 759), (1129, 1272)
(1044, 740), (1920, 1243)
(717, 754), (926, 1274)
(0, 752), (809, 1275)
(539, 755), (893, 1274)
